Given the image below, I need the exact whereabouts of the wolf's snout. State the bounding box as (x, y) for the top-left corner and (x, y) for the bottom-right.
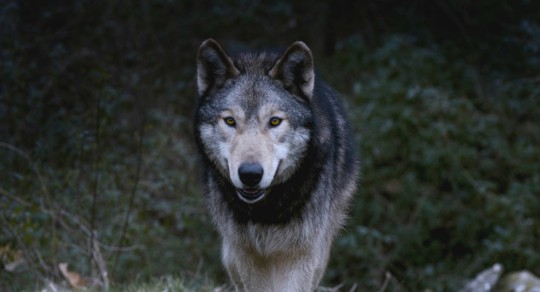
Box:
(238, 163), (264, 187)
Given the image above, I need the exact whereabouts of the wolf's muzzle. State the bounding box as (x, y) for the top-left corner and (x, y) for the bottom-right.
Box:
(237, 163), (266, 203)
(238, 163), (264, 187)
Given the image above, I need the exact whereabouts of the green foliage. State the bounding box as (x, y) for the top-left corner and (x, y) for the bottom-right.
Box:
(111, 274), (221, 292)
(1, 1), (539, 291)
(326, 35), (540, 290)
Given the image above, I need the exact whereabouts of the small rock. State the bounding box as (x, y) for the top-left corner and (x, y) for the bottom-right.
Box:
(461, 263), (503, 292)
(495, 271), (540, 292)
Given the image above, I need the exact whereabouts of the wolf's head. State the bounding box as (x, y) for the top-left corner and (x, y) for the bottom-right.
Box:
(195, 39), (314, 204)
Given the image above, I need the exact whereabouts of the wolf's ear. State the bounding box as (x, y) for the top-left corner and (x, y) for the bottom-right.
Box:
(269, 41), (315, 100)
(197, 39), (240, 96)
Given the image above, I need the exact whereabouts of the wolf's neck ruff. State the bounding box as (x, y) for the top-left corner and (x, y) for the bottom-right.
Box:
(194, 39), (358, 292)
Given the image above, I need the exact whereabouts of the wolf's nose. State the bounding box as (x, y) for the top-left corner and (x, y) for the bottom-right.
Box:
(238, 163), (264, 187)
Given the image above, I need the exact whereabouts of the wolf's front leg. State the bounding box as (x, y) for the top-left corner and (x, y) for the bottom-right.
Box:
(222, 241), (321, 292)
(221, 241), (247, 291)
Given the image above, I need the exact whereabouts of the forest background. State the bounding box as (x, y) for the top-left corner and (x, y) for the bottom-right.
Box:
(1, 0), (539, 290)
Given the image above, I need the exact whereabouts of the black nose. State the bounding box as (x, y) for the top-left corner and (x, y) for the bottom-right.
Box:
(238, 163), (264, 187)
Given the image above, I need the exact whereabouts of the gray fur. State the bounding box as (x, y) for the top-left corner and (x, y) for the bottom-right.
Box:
(194, 39), (359, 292)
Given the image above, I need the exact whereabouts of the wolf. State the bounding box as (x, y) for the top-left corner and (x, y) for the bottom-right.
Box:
(193, 39), (359, 292)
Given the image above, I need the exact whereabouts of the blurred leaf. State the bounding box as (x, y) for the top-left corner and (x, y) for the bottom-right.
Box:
(59, 263), (89, 289)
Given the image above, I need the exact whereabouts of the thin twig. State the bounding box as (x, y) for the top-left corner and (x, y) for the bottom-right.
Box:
(113, 116), (146, 274)
(349, 283), (358, 292)
(378, 271), (392, 292)
(317, 283), (344, 292)
(0, 142), (51, 201)
(91, 231), (109, 289)
(0, 187), (33, 207)
(90, 78), (103, 275)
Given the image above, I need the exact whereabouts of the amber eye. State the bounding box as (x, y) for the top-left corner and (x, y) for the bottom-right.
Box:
(223, 116), (236, 127)
(269, 117), (283, 127)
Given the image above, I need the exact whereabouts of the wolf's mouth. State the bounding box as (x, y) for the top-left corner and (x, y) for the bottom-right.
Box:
(237, 188), (266, 204)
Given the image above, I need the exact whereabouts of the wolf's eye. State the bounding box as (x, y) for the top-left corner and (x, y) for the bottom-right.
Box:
(223, 117), (236, 127)
(269, 117), (283, 127)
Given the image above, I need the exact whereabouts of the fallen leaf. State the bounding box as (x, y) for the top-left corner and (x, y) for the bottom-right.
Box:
(1, 246), (25, 272)
(59, 262), (89, 289)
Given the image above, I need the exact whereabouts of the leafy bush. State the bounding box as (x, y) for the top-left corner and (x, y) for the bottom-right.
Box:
(326, 35), (540, 290)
